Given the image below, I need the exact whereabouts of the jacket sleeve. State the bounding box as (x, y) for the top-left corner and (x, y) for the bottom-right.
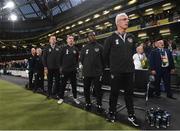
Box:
(42, 47), (48, 68)
(132, 35), (137, 54)
(103, 37), (111, 67)
(168, 50), (175, 69)
(76, 47), (79, 64)
(99, 44), (105, 68)
(79, 47), (85, 65)
(59, 47), (64, 67)
(32, 57), (36, 72)
(75, 47), (79, 68)
(149, 50), (155, 70)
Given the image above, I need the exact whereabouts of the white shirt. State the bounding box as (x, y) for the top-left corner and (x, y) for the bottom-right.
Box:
(133, 53), (144, 69)
(50, 44), (55, 49)
(161, 51), (169, 67)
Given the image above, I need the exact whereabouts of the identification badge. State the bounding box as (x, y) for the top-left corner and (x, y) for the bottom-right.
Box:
(85, 49), (89, 54)
(55, 48), (59, 51)
(111, 74), (114, 79)
(49, 48), (51, 52)
(66, 49), (69, 54)
(73, 50), (76, 54)
(115, 39), (119, 45)
(94, 48), (99, 52)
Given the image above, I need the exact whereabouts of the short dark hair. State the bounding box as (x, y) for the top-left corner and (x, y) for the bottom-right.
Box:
(88, 32), (96, 36)
(67, 35), (74, 39)
(49, 35), (56, 39)
(155, 36), (163, 42)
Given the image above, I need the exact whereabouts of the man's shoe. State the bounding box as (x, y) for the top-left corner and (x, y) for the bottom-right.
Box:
(128, 114), (139, 127)
(167, 95), (177, 100)
(154, 93), (161, 98)
(85, 103), (91, 111)
(106, 112), (116, 123)
(96, 105), (103, 113)
(73, 98), (80, 104)
(57, 99), (64, 104)
(46, 95), (51, 99)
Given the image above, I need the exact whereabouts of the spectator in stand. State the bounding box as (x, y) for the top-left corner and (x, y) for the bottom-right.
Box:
(133, 46), (148, 70)
(149, 38), (176, 99)
(144, 40), (153, 59)
(167, 39), (177, 52)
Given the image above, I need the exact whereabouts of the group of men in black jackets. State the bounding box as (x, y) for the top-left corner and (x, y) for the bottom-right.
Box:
(28, 47), (44, 93)
(27, 12), (140, 127)
(28, 12), (176, 127)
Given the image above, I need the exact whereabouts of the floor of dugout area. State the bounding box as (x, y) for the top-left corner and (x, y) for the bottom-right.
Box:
(0, 75), (180, 130)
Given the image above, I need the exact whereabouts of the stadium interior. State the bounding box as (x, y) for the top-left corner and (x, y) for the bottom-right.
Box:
(0, 0), (180, 130)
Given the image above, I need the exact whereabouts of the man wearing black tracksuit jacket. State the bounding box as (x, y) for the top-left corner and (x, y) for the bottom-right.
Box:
(103, 13), (139, 127)
(57, 35), (80, 105)
(28, 48), (36, 90)
(34, 48), (44, 93)
(43, 35), (61, 99)
(80, 32), (104, 111)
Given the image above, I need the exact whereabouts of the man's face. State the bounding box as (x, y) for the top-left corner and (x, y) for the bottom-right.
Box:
(36, 48), (42, 56)
(31, 48), (36, 55)
(49, 36), (56, 45)
(88, 33), (96, 42)
(67, 36), (74, 46)
(157, 40), (164, 48)
(138, 47), (144, 54)
(117, 15), (129, 30)
(168, 40), (173, 45)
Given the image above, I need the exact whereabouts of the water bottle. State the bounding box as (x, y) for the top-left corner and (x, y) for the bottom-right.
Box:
(149, 108), (155, 126)
(156, 107), (161, 111)
(155, 108), (162, 128)
(155, 113), (161, 128)
(146, 110), (150, 122)
(160, 82), (165, 92)
(161, 113), (167, 128)
(165, 111), (171, 127)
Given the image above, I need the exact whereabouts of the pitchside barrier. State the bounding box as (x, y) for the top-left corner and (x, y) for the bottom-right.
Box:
(4, 68), (180, 91)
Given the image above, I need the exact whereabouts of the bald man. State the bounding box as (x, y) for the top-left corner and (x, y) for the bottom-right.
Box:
(133, 46), (147, 69)
(103, 13), (139, 126)
(28, 48), (36, 90)
(43, 35), (61, 99)
(80, 32), (104, 112)
(149, 38), (176, 99)
(34, 48), (44, 92)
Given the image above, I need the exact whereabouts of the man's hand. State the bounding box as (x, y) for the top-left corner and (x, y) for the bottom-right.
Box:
(170, 69), (175, 74)
(44, 67), (48, 75)
(59, 67), (62, 74)
(151, 70), (156, 75)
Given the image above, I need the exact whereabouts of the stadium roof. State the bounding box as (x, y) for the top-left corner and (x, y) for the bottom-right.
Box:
(0, 0), (86, 22)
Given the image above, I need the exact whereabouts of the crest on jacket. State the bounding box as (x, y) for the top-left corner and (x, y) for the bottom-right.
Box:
(73, 50), (76, 54)
(85, 49), (89, 54)
(55, 48), (59, 51)
(66, 49), (69, 54)
(94, 48), (99, 52)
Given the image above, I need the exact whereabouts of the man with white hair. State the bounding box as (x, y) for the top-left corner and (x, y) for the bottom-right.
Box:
(34, 48), (44, 93)
(28, 48), (36, 90)
(133, 45), (147, 69)
(149, 37), (176, 99)
(103, 13), (139, 126)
